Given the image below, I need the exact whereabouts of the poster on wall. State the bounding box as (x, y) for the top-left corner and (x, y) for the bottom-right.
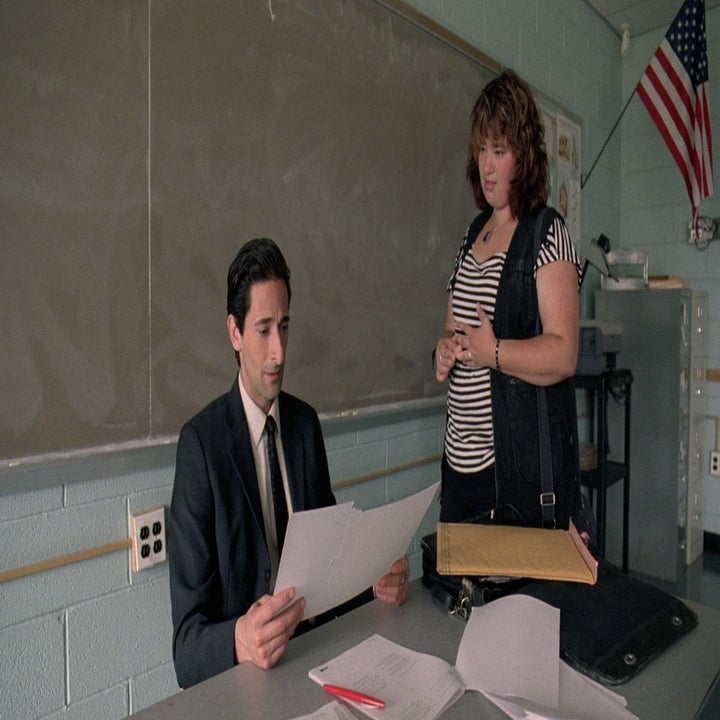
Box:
(541, 109), (557, 206)
(555, 113), (581, 245)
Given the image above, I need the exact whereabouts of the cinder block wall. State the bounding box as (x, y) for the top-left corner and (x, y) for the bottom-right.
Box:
(0, 449), (178, 719)
(0, 403), (445, 719)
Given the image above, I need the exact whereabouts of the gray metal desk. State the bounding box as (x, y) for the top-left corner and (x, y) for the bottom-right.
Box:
(130, 581), (720, 719)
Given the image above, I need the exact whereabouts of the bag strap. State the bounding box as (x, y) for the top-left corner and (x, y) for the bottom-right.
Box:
(449, 210), (492, 291)
(533, 208), (556, 528)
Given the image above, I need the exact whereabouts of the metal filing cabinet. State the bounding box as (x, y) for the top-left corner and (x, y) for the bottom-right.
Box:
(687, 291), (707, 565)
(596, 288), (705, 582)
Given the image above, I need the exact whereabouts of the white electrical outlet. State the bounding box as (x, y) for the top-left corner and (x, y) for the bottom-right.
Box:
(711, 451), (720, 477)
(130, 506), (167, 572)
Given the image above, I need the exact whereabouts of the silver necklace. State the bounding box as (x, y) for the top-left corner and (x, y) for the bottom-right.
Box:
(482, 217), (511, 243)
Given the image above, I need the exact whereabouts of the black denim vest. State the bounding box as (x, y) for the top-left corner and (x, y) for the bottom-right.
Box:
(485, 207), (580, 529)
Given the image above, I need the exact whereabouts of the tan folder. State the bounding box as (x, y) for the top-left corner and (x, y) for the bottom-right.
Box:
(436, 520), (598, 585)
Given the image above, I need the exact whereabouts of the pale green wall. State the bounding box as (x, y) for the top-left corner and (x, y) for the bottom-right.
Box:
(618, 7), (720, 533)
(407, 0), (720, 534)
(401, 0), (625, 315)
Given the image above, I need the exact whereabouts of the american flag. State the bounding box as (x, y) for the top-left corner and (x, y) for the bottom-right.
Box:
(636, 0), (713, 219)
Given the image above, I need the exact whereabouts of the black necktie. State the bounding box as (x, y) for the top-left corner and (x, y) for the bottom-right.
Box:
(265, 415), (288, 553)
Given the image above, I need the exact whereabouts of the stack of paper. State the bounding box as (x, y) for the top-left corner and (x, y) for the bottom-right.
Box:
(275, 482), (439, 618)
(308, 595), (636, 720)
(310, 633), (464, 720)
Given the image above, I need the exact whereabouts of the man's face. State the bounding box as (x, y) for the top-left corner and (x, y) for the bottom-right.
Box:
(227, 278), (289, 414)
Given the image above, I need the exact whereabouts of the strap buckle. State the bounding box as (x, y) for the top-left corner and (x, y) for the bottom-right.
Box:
(450, 578), (481, 621)
(540, 492), (556, 507)
(450, 587), (472, 621)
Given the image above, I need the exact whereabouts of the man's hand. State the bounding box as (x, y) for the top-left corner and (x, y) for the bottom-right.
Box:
(373, 555), (410, 606)
(234, 587), (305, 670)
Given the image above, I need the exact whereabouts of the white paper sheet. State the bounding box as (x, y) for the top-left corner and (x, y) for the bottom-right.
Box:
(308, 634), (464, 720)
(484, 659), (638, 720)
(306, 594), (637, 720)
(275, 482), (439, 618)
(289, 700), (357, 720)
(460, 596), (637, 719)
(455, 595), (560, 708)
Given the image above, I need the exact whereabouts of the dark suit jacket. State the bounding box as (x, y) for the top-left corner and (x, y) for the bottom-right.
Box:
(169, 378), (336, 689)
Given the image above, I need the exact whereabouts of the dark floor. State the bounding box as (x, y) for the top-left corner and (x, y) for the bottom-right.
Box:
(632, 536), (720, 611)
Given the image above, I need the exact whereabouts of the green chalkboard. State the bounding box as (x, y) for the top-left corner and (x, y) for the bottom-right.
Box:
(0, 0), (490, 461)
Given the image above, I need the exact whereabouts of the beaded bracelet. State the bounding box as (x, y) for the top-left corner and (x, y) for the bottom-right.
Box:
(495, 339), (501, 372)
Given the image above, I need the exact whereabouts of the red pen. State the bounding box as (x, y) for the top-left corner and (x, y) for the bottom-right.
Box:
(323, 683), (385, 708)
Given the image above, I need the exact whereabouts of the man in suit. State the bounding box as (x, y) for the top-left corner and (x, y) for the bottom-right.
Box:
(170, 238), (409, 689)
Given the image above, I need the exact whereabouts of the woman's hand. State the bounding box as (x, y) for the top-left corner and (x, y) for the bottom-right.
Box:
(435, 333), (460, 381)
(452, 261), (579, 384)
(453, 303), (495, 368)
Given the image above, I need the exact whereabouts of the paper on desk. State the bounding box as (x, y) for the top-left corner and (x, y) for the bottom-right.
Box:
(484, 660), (638, 720)
(308, 633), (465, 720)
(306, 596), (557, 720)
(289, 700), (357, 720)
(275, 482), (439, 618)
(307, 594), (635, 720)
(455, 595), (560, 707)
(459, 596), (636, 719)
(458, 597), (636, 720)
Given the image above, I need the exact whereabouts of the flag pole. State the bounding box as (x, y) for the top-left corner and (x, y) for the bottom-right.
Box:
(581, 89), (637, 189)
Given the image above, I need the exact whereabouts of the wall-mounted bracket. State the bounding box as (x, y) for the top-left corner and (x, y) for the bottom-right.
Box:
(688, 217), (719, 244)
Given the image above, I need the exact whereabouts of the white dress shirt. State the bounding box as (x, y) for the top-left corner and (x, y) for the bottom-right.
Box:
(239, 379), (291, 589)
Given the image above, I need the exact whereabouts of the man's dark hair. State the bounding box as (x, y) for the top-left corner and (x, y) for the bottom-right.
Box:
(227, 237), (292, 340)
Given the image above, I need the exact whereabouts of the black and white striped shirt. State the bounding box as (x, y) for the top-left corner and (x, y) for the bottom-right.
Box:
(444, 215), (580, 473)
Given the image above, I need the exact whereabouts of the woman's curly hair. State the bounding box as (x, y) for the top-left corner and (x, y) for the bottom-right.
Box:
(466, 69), (549, 217)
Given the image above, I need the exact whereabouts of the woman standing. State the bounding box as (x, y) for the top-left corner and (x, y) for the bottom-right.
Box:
(435, 69), (583, 530)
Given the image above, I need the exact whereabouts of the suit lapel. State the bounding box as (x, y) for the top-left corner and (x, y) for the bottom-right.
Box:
(278, 394), (305, 513)
(225, 379), (267, 545)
